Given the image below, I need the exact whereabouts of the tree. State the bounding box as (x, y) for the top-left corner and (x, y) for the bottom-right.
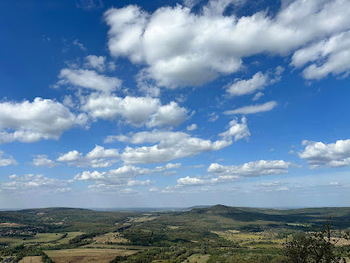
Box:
(284, 223), (349, 263)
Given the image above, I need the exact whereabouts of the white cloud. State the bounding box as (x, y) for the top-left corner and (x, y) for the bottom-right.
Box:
(177, 176), (205, 186)
(186, 123), (198, 131)
(208, 160), (292, 177)
(104, 0), (350, 88)
(0, 98), (87, 144)
(226, 68), (283, 96)
(84, 55), (106, 72)
(0, 151), (17, 166)
(154, 163), (182, 172)
(219, 117), (250, 141)
(226, 72), (269, 96)
(0, 174), (71, 194)
(252, 92), (264, 101)
(291, 30), (350, 79)
(74, 165), (151, 191)
(32, 155), (56, 168)
(82, 93), (188, 127)
(58, 69), (122, 93)
(113, 117), (249, 164)
(299, 139), (350, 168)
(57, 145), (120, 168)
(208, 112), (219, 122)
(224, 101), (277, 115)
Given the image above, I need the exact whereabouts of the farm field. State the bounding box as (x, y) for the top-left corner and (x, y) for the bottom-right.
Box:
(44, 248), (137, 263)
(18, 256), (42, 263)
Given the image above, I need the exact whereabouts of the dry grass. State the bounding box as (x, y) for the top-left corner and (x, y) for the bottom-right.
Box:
(0, 222), (25, 227)
(184, 254), (211, 263)
(45, 248), (137, 263)
(126, 215), (157, 223)
(93, 232), (129, 244)
(19, 256), (42, 263)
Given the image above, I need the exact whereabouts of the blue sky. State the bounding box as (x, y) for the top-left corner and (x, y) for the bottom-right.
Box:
(1, 0), (350, 208)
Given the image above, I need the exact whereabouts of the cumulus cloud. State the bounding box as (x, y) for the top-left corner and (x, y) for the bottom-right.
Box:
(299, 139), (350, 168)
(84, 55), (106, 72)
(57, 68), (122, 93)
(57, 145), (120, 168)
(186, 123), (198, 131)
(177, 176), (206, 186)
(226, 67), (283, 96)
(224, 101), (277, 115)
(82, 93), (188, 127)
(0, 151), (17, 166)
(175, 159), (291, 188)
(0, 174), (71, 194)
(208, 160), (292, 177)
(104, 0), (350, 88)
(291, 30), (350, 79)
(109, 117), (249, 164)
(226, 72), (269, 96)
(32, 155), (56, 168)
(74, 165), (152, 191)
(0, 98), (87, 144)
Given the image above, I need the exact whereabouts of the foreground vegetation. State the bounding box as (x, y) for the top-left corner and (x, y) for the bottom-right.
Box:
(0, 205), (349, 262)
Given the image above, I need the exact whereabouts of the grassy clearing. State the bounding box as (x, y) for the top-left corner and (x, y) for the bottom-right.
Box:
(44, 248), (137, 263)
(57, 231), (85, 244)
(18, 256), (42, 263)
(93, 232), (129, 244)
(184, 254), (211, 263)
(213, 231), (285, 249)
(0, 233), (64, 245)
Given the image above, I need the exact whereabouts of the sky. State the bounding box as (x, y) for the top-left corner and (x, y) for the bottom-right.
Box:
(1, 0), (350, 209)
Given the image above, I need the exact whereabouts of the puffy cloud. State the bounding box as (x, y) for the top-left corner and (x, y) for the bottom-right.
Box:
(84, 55), (106, 72)
(57, 145), (119, 168)
(74, 165), (151, 191)
(57, 68), (122, 93)
(291, 30), (350, 79)
(154, 163), (182, 172)
(208, 160), (291, 177)
(219, 117), (250, 141)
(82, 93), (188, 127)
(0, 98), (87, 144)
(226, 67), (283, 96)
(226, 72), (269, 96)
(0, 151), (17, 166)
(186, 123), (198, 131)
(32, 155), (56, 168)
(299, 139), (350, 168)
(105, 0), (350, 88)
(177, 176), (205, 186)
(0, 174), (71, 194)
(224, 101), (277, 115)
(113, 117), (249, 164)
